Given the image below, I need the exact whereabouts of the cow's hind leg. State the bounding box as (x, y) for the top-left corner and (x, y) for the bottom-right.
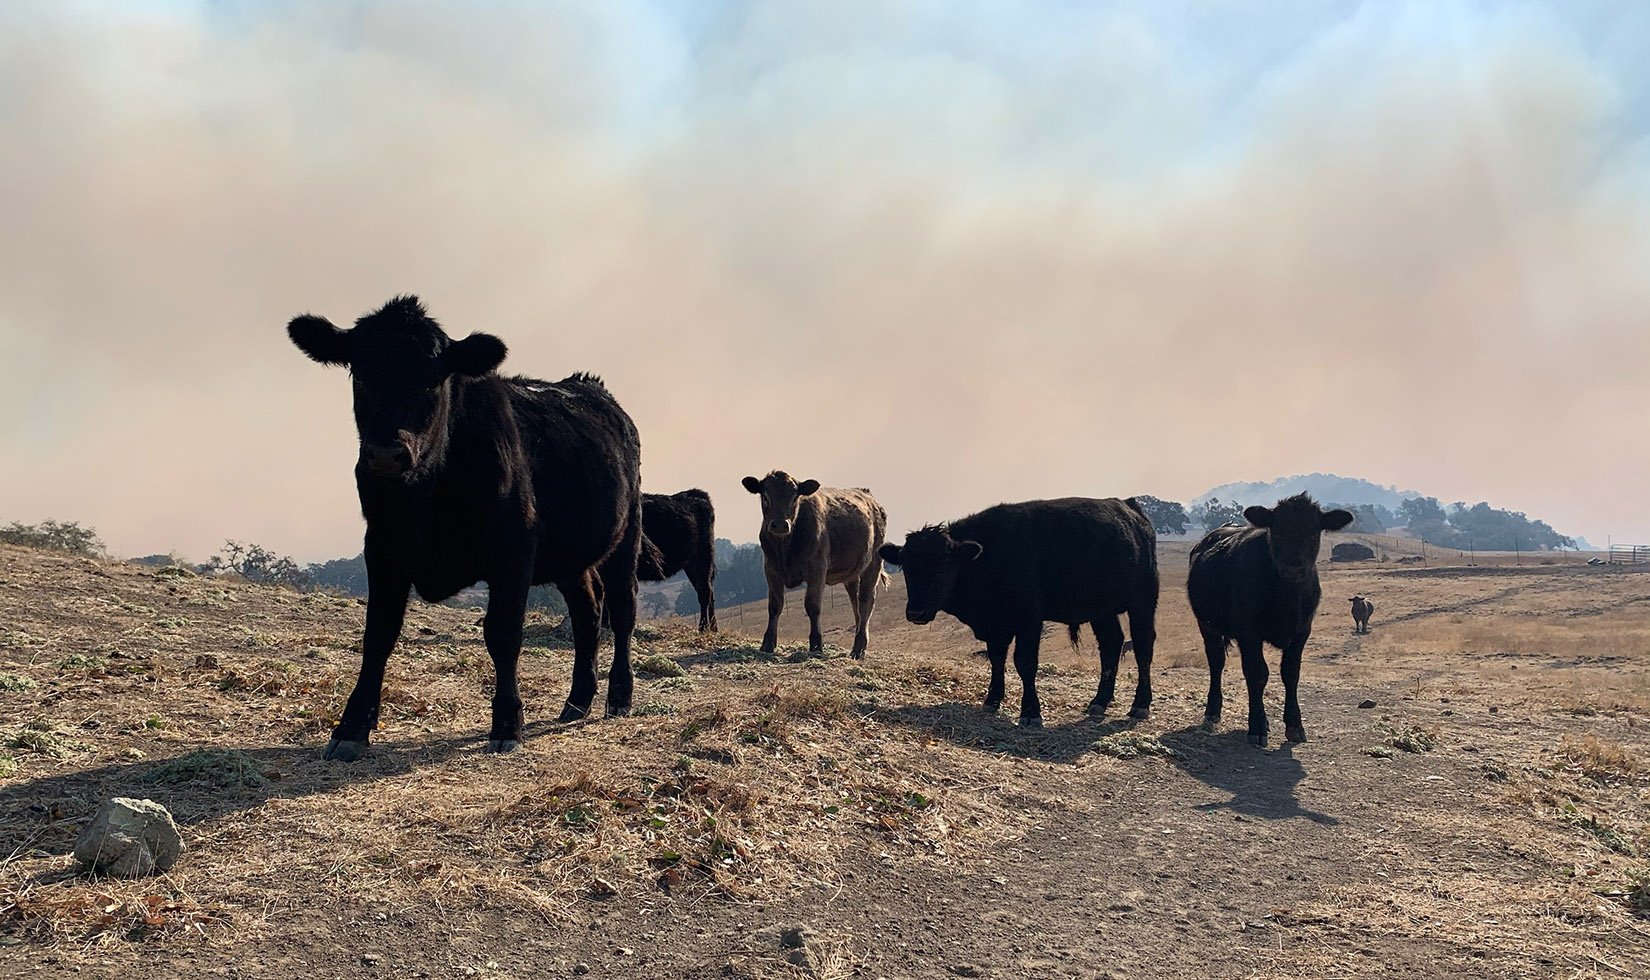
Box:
(850, 559), (881, 660)
(983, 636), (1009, 713)
(603, 505), (643, 718)
(1280, 638), (1308, 743)
(1199, 626), (1228, 732)
(1238, 637), (1270, 747)
(1013, 623), (1044, 728)
(482, 567), (532, 752)
(1086, 616), (1126, 718)
(557, 572), (603, 723)
(691, 562), (717, 633)
(1126, 604), (1157, 720)
(327, 558), (410, 761)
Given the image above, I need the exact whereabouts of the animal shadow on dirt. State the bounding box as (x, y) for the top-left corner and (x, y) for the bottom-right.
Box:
(866, 700), (1150, 764)
(0, 725), (586, 874)
(1157, 727), (1339, 825)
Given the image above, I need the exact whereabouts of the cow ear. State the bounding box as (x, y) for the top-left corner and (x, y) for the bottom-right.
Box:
(1321, 509), (1355, 531)
(742, 476), (763, 494)
(288, 315), (349, 366)
(797, 479), (821, 496)
(1243, 506), (1273, 528)
(953, 540), (983, 561)
(444, 332), (508, 378)
(878, 543), (902, 564)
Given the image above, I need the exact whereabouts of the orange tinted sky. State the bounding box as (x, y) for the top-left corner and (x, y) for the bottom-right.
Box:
(2, 2), (1647, 560)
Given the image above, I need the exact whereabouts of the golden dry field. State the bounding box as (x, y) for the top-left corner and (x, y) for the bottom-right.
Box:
(1, 538), (1647, 978)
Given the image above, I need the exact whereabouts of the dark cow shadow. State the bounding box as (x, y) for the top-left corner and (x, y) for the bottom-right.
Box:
(1156, 726), (1339, 825)
(863, 699), (1149, 765)
(0, 721), (596, 870)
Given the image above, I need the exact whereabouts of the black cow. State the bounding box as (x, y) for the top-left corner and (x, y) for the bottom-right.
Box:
(1187, 493), (1354, 746)
(878, 498), (1159, 728)
(1349, 595), (1374, 634)
(287, 295), (645, 760)
(639, 489), (718, 632)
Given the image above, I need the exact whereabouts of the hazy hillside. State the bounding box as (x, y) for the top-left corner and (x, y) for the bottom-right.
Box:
(1193, 473), (1420, 510)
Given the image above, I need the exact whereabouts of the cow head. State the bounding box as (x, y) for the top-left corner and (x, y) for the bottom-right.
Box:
(742, 471), (819, 538)
(878, 525), (981, 625)
(288, 296), (507, 481)
(1242, 494), (1353, 582)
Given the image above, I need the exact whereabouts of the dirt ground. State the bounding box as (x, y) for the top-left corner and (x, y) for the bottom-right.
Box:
(2, 540), (1647, 979)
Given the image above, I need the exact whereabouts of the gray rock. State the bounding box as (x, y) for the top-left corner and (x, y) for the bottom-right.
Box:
(72, 798), (183, 877)
(1358, 699), (1377, 709)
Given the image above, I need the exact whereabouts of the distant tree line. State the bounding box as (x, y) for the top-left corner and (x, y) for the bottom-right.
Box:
(0, 520), (105, 556)
(1396, 497), (1574, 552)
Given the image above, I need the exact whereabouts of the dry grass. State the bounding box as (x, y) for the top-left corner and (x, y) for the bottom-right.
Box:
(3, 543), (1650, 974)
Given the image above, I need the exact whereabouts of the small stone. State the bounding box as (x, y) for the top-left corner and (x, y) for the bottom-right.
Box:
(950, 965), (985, 977)
(573, 964), (591, 976)
(1489, 706), (1499, 714)
(361, 954), (380, 967)
(1358, 699), (1377, 709)
(615, 947), (635, 957)
(72, 798), (183, 877)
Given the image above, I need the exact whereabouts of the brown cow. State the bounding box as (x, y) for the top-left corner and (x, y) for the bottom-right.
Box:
(1350, 595), (1374, 634)
(742, 471), (888, 659)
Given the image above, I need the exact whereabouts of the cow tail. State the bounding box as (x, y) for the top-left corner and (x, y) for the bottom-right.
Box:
(877, 568), (890, 590)
(637, 532), (666, 580)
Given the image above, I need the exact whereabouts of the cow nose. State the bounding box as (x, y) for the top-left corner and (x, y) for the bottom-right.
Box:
(768, 520), (790, 535)
(360, 443), (410, 474)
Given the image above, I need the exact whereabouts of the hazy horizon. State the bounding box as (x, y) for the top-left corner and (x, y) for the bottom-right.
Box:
(3, 2), (1648, 562)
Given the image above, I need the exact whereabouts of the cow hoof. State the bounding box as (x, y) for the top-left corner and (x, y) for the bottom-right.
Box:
(983, 700), (1002, 714)
(849, 648), (866, 661)
(1085, 699), (1109, 718)
(1247, 731), (1269, 748)
(1018, 715), (1043, 730)
(1199, 715), (1220, 733)
(322, 738), (368, 762)
(556, 704), (591, 724)
(1285, 725), (1308, 744)
(606, 703), (633, 719)
(485, 739), (521, 754)
(759, 642), (777, 655)
(1128, 705), (1151, 721)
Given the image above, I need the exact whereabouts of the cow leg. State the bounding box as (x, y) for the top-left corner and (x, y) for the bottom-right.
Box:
(983, 637), (1009, 713)
(1281, 639), (1309, 743)
(1013, 623), (1043, 728)
(690, 564), (717, 633)
(605, 583), (638, 720)
(1126, 605), (1157, 720)
(1238, 637), (1270, 747)
(558, 572), (603, 723)
(760, 570), (784, 654)
(804, 574), (825, 652)
(1199, 626), (1228, 731)
(1085, 616), (1125, 718)
(326, 556), (410, 762)
(850, 561), (880, 660)
(482, 568), (532, 752)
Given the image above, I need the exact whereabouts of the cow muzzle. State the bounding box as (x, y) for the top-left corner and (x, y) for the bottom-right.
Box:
(905, 608), (937, 625)
(360, 442), (413, 477)
(767, 520), (792, 537)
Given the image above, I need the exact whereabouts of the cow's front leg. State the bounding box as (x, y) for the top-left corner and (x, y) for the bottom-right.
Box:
(983, 636), (1010, 713)
(483, 568), (532, 752)
(1238, 638), (1270, 747)
(1280, 638), (1308, 744)
(804, 574), (825, 652)
(326, 556), (409, 762)
(760, 571), (784, 654)
(1013, 623), (1044, 728)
